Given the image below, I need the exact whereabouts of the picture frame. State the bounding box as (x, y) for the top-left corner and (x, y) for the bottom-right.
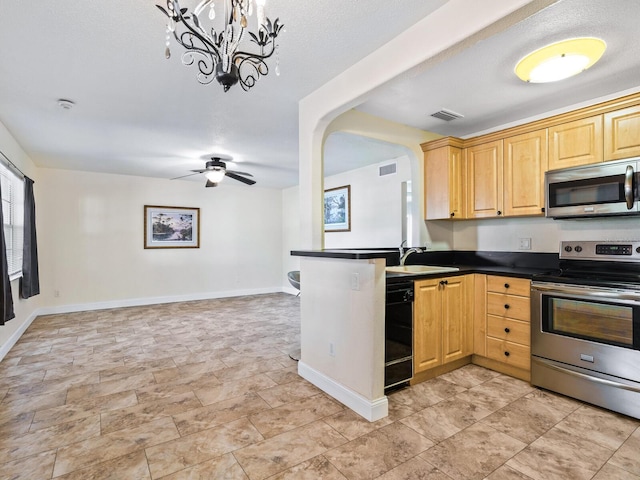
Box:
(144, 205), (200, 249)
(324, 185), (351, 232)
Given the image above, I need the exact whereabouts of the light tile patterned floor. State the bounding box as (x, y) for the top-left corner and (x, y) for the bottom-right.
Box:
(1, 293), (639, 479)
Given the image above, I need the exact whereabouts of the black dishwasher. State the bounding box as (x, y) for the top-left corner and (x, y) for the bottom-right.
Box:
(385, 281), (413, 392)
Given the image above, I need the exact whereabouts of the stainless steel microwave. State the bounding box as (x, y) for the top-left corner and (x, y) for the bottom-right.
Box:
(545, 157), (640, 218)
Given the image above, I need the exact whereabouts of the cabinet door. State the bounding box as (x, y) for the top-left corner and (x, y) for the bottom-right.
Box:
(441, 275), (471, 364)
(466, 140), (503, 218)
(604, 106), (640, 160)
(414, 278), (442, 372)
(549, 115), (603, 169)
(425, 145), (465, 220)
(503, 130), (548, 216)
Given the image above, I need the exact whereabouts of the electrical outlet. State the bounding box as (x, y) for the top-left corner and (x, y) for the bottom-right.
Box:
(518, 238), (532, 250)
(54, 290), (60, 298)
(329, 342), (335, 357)
(351, 273), (360, 291)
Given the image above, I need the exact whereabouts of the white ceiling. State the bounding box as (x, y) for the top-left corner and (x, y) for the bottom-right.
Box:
(1, 0), (640, 189)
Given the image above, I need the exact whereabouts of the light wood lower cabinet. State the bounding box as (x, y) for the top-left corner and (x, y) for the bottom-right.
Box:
(414, 275), (472, 374)
(474, 275), (531, 380)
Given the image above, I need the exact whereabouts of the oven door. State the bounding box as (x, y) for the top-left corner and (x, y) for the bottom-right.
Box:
(531, 282), (640, 383)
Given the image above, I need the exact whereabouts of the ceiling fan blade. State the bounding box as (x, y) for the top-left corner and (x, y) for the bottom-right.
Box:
(171, 171), (204, 180)
(226, 169), (253, 177)
(205, 180), (218, 188)
(226, 171), (256, 185)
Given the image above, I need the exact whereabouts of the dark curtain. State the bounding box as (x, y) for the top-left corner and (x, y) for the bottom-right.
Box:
(20, 176), (39, 299)
(0, 178), (15, 325)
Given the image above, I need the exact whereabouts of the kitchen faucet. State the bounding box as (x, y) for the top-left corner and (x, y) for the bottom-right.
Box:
(400, 247), (423, 265)
(399, 239), (407, 258)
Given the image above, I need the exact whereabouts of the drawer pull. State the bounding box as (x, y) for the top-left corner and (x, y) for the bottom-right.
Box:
(504, 283), (510, 289)
(504, 351), (510, 357)
(504, 304), (510, 309)
(439, 280), (448, 286)
(504, 327), (510, 333)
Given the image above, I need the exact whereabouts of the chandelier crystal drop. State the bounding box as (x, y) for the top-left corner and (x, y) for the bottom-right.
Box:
(156, 0), (284, 92)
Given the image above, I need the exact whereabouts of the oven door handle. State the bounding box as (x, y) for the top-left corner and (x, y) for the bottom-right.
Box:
(533, 357), (640, 394)
(532, 282), (640, 302)
(625, 164), (634, 210)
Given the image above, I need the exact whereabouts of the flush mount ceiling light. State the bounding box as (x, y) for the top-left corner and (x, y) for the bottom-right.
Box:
(515, 37), (606, 83)
(156, 0), (284, 92)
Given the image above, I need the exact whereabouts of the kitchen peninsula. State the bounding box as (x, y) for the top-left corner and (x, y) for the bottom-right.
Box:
(291, 249), (392, 421)
(291, 248), (559, 422)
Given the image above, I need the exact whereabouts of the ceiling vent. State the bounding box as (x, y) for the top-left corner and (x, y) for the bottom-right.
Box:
(430, 108), (464, 122)
(379, 163), (397, 176)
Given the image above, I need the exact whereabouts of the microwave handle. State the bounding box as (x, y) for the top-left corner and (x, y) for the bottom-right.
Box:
(624, 165), (634, 209)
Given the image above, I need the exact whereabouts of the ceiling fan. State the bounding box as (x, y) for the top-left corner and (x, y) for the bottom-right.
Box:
(172, 157), (256, 187)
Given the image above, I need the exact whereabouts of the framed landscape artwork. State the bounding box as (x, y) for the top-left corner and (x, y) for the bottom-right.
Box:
(144, 205), (200, 249)
(324, 185), (351, 232)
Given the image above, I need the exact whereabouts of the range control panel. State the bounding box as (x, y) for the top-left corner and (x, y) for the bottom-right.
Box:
(560, 241), (640, 262)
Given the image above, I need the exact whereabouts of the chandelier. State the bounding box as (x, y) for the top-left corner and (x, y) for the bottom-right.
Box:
(156, 0), (284, 92)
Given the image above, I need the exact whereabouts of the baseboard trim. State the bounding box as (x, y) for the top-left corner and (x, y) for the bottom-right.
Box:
(37, 287), (292, 315)
(0, 309), (40, 361)
(298, 361), (388, 422)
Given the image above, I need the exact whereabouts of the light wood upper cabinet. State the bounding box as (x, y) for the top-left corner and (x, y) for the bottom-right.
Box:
(604, 105), (640, 160)
(503, 130), (548, 216)
(424, 139), (465, 220)
(466, 140), (503, 218)
(414, 275), (471, 374)
(548, 115), (603, 170)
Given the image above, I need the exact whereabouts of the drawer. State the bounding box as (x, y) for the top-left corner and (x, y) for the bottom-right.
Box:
(486, 337), (530, 371)
(487, 316), (530, 346)
(487, 293), (530, 322)
(487, 276), (530, 297)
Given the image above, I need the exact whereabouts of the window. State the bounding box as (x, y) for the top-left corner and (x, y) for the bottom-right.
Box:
(0, 162), (24, 279)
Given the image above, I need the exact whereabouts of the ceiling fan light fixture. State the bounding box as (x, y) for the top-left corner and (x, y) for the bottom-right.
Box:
(205, 169), (226, 183)
(515, 37), (606, 83)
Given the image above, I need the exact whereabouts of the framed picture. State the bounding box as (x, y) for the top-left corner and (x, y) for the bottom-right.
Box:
(144, 205), (200, 249)
(324, 185), (351, 232)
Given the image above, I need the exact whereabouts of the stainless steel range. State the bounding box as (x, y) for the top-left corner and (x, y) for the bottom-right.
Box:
(531, 241), (640, 419)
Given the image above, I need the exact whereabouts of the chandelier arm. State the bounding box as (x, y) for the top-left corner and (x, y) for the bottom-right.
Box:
(171, 13), (222, 64)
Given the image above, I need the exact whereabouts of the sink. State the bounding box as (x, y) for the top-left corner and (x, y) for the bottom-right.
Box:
(385, 265), (460, 275)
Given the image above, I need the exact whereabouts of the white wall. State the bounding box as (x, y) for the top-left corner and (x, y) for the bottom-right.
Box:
(37, 168), (284, 311)
(324, 156), (411, 249)
(282, 186), (300, 293)
(0, 122), (43, 358)
(453, 215), (640, 253)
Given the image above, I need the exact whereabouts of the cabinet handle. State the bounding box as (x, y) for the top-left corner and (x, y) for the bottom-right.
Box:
(497, 210), (502, 216)
(439, 280), (448, 286)
(450, 212), (455, 217)
(504, 304), (510, 309)
(504, 327), (510, 333)
(504, 351), (510, 357)
(541, 207), (546, 213)
(504, 283), (510, 289)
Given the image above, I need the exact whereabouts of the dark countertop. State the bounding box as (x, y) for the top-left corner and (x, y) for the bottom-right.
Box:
(292, 248), (560, 282)
(291, 249), (395, 260)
